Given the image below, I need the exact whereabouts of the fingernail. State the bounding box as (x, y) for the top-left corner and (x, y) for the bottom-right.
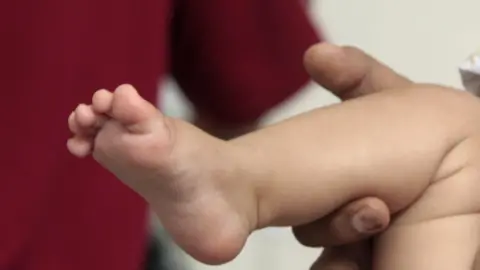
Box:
(352, 207), (384, 234)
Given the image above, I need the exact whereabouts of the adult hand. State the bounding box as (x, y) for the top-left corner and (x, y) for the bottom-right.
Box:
(293, 43), (413, 270)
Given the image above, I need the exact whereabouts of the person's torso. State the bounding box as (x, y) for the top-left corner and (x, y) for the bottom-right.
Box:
(0, 0), (171, 268)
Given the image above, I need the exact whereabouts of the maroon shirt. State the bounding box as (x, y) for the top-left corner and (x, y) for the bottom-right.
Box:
(0, 0), (319, 269)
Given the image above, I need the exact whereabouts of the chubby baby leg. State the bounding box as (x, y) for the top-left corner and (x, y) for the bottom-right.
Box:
(374, 148), (480, 270)
(375, 215), (480, 270)
(232, 85), (480, 228)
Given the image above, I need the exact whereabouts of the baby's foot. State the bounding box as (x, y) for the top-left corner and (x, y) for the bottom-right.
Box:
(67, 85), (257, 264)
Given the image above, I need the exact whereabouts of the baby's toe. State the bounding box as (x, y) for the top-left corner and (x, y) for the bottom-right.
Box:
(68, 111), (81, 134)
(75, 104), (96, 127)
(110, 84), (160, 134)
(92, 89), (114, 114)
(74, 104), (106, 135)
(67, 136), (93, 157)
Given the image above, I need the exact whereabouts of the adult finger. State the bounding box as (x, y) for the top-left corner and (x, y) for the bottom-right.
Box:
(310, 241), (373, 270)
(293, 197), (389, 247)
(304, 43), (412, 100)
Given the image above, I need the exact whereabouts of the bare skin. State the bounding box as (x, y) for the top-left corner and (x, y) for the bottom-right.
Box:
(68, 78), (480, 270)
(298, 44), (480, 270)
(294, 43), (401, 270)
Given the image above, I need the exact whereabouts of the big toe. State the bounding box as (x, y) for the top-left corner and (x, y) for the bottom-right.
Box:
(110, 84), (160, 134)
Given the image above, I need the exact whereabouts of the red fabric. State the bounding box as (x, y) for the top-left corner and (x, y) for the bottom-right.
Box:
(0, 0), (319, 269)
(172, 0), (320, 124)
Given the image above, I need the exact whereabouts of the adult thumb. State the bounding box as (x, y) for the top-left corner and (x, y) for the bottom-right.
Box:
(304, 43), (412, 100)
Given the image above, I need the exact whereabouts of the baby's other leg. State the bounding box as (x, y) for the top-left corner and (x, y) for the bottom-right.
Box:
(374, 215), (480, 270)
(374, 163), (480, 270)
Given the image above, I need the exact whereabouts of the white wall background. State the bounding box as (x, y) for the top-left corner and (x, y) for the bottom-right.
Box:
(157, 0), (480, 269)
